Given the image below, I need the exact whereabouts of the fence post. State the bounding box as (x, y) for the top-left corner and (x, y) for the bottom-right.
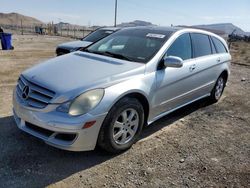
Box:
(83, 26), (85, 38)
(74, 26), (76, 38)
(21, 19), (23, 35)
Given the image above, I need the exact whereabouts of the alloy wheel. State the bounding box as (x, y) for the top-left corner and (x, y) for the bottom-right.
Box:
(215, 77), (224, 100)
(112, 108), (139, 145)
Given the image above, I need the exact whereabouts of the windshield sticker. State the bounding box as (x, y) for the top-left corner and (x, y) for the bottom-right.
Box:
(146, 33), (166, 39)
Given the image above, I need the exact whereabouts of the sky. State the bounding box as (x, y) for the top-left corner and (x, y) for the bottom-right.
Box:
(0, 0), (250, 31)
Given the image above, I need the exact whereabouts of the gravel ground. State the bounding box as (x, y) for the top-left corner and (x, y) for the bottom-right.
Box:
(0, 35), (249, 188)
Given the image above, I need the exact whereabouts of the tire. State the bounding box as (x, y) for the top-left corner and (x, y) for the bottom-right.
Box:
(209, 75), (226, 103)
(97, 97), (144, 153)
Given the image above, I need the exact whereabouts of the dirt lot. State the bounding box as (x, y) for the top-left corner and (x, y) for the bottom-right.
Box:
(0, 35), (249, 188)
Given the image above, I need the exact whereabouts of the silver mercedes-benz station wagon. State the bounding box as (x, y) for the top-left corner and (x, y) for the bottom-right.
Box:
(13, 26), (231, 153)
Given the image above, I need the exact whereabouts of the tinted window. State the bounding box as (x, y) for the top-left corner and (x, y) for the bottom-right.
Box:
(191, 33), (212, 57)
(166, 33), (192, 60)
(212, 36), (227, 53)
(83, 29), (115, 42)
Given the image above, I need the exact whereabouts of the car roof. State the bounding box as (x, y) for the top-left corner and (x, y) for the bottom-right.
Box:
(118, 26), (225, 41)
(98, 27), (121, 31)
(98, 26), (214, 36)
(110, 26), (181, 38)
(97, 26), (225, 46)
(123, 26), (180, 32)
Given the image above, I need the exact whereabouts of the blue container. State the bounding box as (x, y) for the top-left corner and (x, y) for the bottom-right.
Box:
(0, 33), (12, 50)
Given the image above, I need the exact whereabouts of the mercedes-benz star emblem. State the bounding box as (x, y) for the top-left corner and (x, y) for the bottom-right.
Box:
(22, 85), (30, 100)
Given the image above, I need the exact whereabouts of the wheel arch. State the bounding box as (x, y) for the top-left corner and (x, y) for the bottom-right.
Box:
(122, 92), (149, 125)
(220, 69), (229, 83)
(110, 91), (150, 126)
(97, 91), (150, 152)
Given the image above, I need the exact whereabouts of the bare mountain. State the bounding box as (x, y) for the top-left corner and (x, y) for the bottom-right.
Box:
(0, 12), (44, 26)
(192, 23), (245, 35)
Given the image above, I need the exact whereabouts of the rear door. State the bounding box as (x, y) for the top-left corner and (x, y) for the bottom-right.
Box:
(211, 36), (230, 67)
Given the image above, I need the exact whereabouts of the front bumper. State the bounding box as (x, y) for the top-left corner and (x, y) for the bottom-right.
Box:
(13, 89), (107, 151)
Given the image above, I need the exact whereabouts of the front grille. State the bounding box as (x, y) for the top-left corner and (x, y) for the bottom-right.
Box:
(16, 75), (56, 109)
(56, 48), (70, 56)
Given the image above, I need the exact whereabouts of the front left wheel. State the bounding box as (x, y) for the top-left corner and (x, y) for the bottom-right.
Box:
(97, 97), (144, 153)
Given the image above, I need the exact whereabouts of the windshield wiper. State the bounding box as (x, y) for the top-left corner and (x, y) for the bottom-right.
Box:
(80, 48), (102, 55)
(80, 49), (133, 61)
(102, 51), (133, 61)
(79, 48), (89, 52)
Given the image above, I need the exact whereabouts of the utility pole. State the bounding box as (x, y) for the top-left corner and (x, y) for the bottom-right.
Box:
(114, 0), (117, 27)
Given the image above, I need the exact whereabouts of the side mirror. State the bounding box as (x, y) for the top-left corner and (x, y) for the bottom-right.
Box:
(163, 56), (183, 68)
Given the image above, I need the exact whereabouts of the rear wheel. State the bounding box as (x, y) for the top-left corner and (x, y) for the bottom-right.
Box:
(97, 97), (144, 153)
(209, 75), (226, 103)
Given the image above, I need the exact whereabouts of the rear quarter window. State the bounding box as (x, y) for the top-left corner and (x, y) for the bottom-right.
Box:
(211, 36), (228, 53)
(191, 33), (212, 58)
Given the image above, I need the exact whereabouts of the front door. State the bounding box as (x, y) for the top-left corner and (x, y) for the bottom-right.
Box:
(150, 33), (197, 120)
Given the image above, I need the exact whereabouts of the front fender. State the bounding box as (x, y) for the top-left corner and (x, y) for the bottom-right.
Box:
(89, 72), (156, 116)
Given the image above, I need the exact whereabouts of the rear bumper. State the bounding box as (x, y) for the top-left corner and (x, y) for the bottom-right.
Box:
(13, 89), (107, 151)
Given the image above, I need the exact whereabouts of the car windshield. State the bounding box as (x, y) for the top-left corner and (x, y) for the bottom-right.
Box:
(85, 28), (172, 63)
(82, 29), (115, 42)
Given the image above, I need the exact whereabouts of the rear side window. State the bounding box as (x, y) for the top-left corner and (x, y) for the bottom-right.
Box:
(191, 33), (212, 57)
(166, 33), (192, 60)
(211, 37), (228, 53)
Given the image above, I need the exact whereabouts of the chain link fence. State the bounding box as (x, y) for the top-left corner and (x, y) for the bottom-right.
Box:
(1, 23), (95, 39)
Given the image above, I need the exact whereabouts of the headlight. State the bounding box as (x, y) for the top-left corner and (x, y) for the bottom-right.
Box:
(57, 89), (104, 116)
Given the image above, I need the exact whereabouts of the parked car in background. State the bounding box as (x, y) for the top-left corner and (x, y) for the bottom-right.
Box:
(13, 26), (231, 153)
(56, 27), (120, 56)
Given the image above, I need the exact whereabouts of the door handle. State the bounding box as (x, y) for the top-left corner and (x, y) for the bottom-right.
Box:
(189, 64), (196, 72)
(217, 57), (221, 62)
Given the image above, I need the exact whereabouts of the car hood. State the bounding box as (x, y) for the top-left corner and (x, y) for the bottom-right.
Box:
(57, 40), (93, 50)
(22, 52), (145, 102)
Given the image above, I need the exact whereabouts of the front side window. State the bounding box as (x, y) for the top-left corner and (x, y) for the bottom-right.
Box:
(166, 33), (192, 60)
(212, 36), (228, 53)
(191, 33), (212, 58)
